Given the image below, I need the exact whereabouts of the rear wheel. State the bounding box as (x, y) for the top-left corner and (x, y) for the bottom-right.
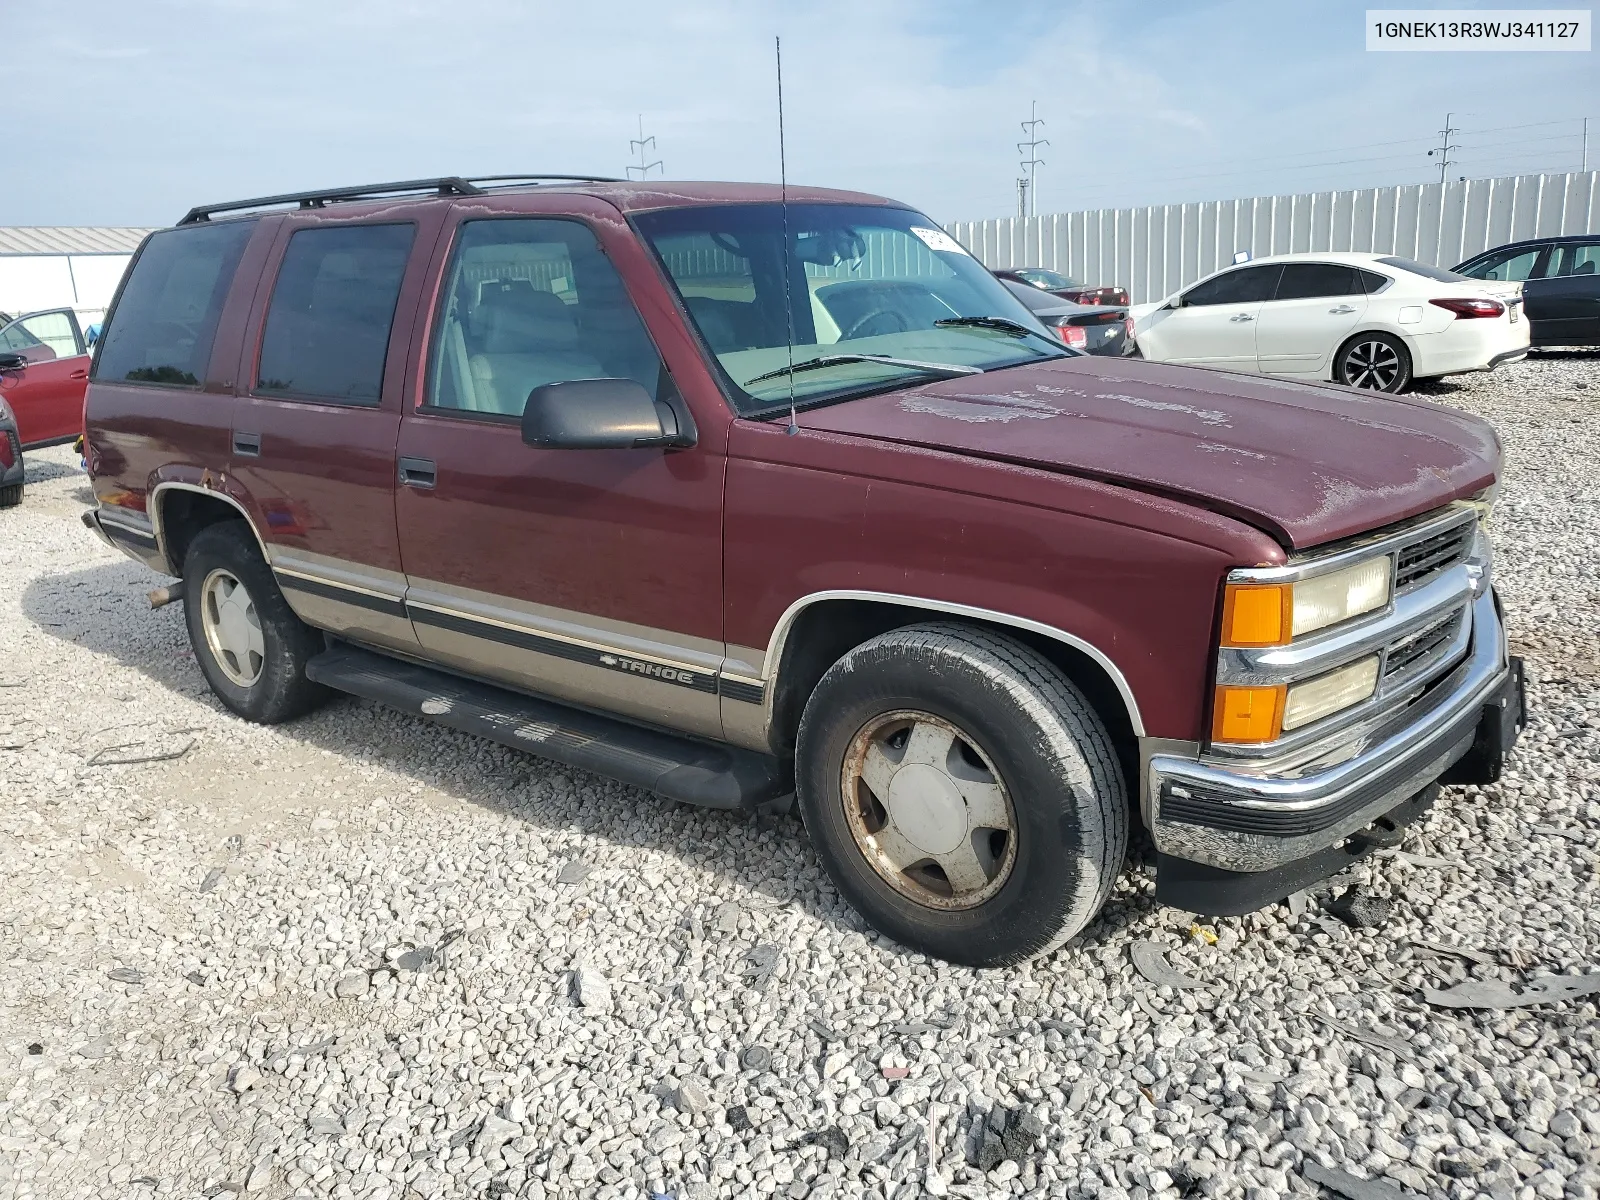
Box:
(182, 522), (329, 723)
(1335, 331), (1412, 392)
(0, 483), (21, 508)
(795, 623), (1128, 967)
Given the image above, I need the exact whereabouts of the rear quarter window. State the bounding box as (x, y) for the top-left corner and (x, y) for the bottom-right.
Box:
(93, 222), (255, 387)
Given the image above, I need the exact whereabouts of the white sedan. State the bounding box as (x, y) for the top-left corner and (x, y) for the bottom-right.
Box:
(1131, 252), (1529, 392)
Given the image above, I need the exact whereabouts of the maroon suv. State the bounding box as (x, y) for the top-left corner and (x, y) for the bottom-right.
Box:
(82, 176), (1525, 966)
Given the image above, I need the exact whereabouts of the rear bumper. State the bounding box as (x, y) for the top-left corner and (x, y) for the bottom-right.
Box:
(1149, 584), (1523, 899)
(82, 505), (167, 573)
(1410, 320), (1531, 379)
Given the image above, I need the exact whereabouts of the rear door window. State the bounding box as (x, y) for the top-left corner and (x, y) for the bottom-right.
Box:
(1273, 263), (1361, 300)
(93, 222), (255, 387)
(1552, 242), (1600, 278)
(256, 223), (415, 404)
(1182, 265), (1281, 305)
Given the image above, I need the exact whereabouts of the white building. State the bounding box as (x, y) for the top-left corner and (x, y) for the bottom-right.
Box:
(0, 227), (156, 328)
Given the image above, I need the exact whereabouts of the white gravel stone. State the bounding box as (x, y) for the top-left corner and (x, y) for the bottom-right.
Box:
(0, 357), (1597, 1199)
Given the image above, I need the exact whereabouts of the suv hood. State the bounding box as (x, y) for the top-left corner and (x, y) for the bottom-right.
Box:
(796, 356), (1499, 550)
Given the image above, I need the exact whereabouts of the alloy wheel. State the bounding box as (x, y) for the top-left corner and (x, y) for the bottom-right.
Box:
(200, 568), (265, 687)
(840, 710), (1017, 910)
(1341, 338), (1403, 390)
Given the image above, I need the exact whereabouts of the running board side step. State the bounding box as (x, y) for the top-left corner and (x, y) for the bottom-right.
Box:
(305, 644), (788, 811)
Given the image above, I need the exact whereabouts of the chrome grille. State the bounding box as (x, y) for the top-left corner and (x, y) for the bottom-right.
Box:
(1383, 609), (1465, 681)
(1395, 521), (1474, 590)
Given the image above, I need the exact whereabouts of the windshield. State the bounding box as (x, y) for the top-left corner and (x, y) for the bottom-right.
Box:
(1016, 268), (1079, 290)
(633, 203), (1066, 415)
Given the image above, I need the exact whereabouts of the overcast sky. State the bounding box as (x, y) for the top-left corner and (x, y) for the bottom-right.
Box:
(8, 0), (1597, 228)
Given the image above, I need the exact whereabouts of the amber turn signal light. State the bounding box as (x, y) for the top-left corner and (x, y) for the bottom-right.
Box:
(1212, 684), (1286, 744)
(1220, 583), (1292, 648)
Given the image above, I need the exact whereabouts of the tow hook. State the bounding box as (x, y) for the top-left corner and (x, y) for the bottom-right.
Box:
(148, 581), (185, 610)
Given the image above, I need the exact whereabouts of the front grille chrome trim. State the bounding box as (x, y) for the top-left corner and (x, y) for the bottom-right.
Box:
(1209, 507), (1484, 764)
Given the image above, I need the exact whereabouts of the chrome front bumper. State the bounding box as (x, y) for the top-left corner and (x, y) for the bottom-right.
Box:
(1149, 583), (1511, 873)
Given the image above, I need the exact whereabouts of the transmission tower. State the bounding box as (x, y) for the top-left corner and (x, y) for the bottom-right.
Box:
(1017, 102), (1047, 218)
(1427, 113), (1459, 185)
(627, 115), (663, 180)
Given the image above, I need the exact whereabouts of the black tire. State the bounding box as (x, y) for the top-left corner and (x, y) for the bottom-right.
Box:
(0, 483), (21, 508)
(1335, 331), (1412, 392)
(182, 522), (329, 723)
(795, 623), (1128, 967)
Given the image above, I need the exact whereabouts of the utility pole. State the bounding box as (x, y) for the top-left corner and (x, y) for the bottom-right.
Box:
(1583, 117), (1589, 173)
(1427, 113), (1459, 185)
(1017, 102), (1047, 219)
(627, 115), (663, 180)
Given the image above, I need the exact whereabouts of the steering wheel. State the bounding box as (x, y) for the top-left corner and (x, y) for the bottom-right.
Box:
(840, 309), (910, 341)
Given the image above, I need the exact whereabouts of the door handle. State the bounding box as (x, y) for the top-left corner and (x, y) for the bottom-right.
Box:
(69, 368), (88, 380)
(233, 431), (261, 457)
(398, 457), (436, 489)
(1229, 313), (1255, 323)
(1328, 304), (1357, 315)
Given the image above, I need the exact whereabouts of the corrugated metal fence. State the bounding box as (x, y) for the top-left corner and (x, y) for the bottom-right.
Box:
(947, 171), (1599, 305)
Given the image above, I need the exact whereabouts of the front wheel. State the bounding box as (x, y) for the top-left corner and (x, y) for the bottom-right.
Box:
(0, 483), (21, 508)
(182, 522), (329, 723)
(795, 624), (1128, 967)
(1335, 331), (1412, 392)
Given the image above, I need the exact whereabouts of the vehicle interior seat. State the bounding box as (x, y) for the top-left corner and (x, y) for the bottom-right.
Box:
(1572, 260), (1596, 275)
(467, 280), (603, 414)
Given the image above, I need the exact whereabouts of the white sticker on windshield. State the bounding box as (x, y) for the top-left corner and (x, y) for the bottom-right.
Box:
(909, 226), (969, 255)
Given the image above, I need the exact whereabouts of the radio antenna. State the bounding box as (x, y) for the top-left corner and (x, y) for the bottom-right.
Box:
(776, 36), (798, 436)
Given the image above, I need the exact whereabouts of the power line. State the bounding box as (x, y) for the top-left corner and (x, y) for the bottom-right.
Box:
(1456, 116), (1588, 137)
(1456, 132), (1587, 151)
(1067, 116), (1591, 194)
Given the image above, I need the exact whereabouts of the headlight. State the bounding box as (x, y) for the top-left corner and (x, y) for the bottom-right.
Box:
(1220, 556), (1393, 647)
(1282, 656), (1380, 731)
(0, 396), (11, 422)
(1211, 655), (1381, 744)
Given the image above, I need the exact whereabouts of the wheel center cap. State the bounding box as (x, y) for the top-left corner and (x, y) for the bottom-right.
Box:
(218, 598), (251, 652)
(885, 764), (968, 856)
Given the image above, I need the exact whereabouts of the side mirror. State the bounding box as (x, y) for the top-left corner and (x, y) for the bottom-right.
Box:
(0, 352), (27, 371)
(521, 378), (692, 450)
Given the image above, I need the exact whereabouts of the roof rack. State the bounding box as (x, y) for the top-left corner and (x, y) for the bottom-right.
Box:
(177, 174), (628, 225)
(464, 174), (626, 187)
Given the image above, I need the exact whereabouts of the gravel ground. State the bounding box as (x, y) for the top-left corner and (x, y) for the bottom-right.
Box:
(2, 354), (1598, 1200)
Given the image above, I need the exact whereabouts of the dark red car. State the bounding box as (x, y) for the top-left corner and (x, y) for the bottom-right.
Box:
(83, 177), (1524, 965)
(993, 266), (1129, 308)
(0, 307), (92, 506)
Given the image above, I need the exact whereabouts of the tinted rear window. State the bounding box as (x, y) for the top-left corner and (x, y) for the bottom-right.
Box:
(256, 223), (415, 403)
(93, 222), (255, 387)
(1376, 256), (1473, 283)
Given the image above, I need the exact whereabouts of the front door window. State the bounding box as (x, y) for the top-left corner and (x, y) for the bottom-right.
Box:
(427, 218), (665, 417)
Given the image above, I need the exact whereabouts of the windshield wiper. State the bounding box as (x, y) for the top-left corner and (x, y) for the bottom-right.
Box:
(934, 315), (1063, 347)
(745, 354), (984, 388)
